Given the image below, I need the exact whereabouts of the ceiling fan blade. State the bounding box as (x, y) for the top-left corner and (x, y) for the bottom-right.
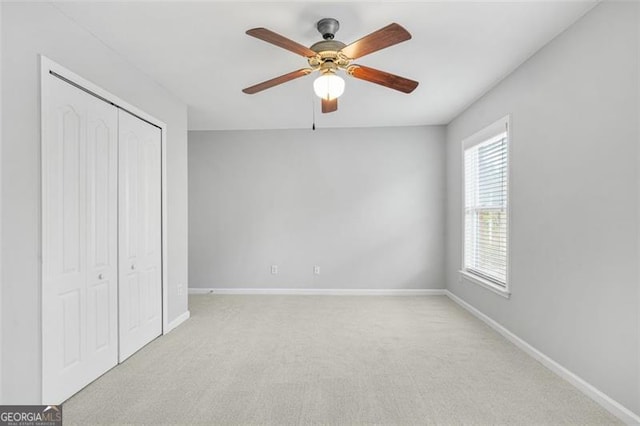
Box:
(340, 23), (411, 60)
(242, 68), (312, 94)
(348, 65), (418, 94)
(246, 28), (317, 58)
(321, 98), (338, 113)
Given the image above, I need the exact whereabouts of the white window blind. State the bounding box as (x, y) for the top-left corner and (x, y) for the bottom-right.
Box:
(464, 129), (508, 287)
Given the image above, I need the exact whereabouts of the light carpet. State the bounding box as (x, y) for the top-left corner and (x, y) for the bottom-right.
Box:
(64, 295), (620, 425)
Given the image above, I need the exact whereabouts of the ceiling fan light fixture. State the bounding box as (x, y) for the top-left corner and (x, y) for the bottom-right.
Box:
(313, 73), (345, 100)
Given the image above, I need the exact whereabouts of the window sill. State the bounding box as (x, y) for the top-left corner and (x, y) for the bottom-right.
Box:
(459, 270), (511, 299)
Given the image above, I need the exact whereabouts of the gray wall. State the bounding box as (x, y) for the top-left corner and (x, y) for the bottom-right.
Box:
(445, 1), (639, 414)
(0, 0), (3, 405)
(189, 126), (445, 290)
(1, 2), (189, 403)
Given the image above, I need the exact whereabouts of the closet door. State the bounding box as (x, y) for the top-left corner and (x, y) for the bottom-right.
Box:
(118, 110), (162, 361)
(42, 75), (118, 404)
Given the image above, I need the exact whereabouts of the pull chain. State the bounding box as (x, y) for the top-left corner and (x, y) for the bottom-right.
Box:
(311, 89), (316, 130)
(312, 102), (316, 131)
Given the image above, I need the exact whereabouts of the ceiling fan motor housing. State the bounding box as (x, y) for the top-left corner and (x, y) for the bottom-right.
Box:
(307, 41), (350, 69)
(317, 18), (340, 40)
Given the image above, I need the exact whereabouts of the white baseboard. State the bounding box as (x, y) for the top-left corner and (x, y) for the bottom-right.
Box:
(445, 290), (640, 425)
(188, 288), (447, 296)
(164, 310), (190, 334)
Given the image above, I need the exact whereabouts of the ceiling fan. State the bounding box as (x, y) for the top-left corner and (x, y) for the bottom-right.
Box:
(242, 18), (419, 113)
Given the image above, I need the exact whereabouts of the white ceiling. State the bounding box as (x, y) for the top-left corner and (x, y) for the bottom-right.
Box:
(53, 1), (597, 130)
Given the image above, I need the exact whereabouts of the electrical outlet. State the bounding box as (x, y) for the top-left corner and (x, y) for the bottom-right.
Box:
(271, 265), (278, 275)
(313, 265), (320, 275)
(177, 284), (184, 296)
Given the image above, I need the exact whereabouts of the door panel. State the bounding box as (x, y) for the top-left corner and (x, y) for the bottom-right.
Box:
(61, 290), (81, 368)
(42, 75), (118, 404)
(90, 281), (110, 350)
(60, 107), (82, 274)
(118, 110), (162, 361)
(90, 122), (111, 268)
(128, 274), (140, 330)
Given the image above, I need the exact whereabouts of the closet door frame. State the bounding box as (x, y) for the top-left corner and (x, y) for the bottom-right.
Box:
(40, 56), (169, 402)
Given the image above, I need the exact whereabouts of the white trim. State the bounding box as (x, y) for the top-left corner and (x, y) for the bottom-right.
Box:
(40, 56), (173, 402)
(189, 288), (447, 296)
(164, 311), (190, 334)
(461, 114), (512, 296)
(462, 115), (509, 149)
(161, 127), (168, 335)
(459, 270), (510, 299)
(445, 290), (640, 425)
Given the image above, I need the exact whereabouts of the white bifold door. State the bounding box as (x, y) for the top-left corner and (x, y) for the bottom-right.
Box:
(118, 110), (162, 362)
(42, 76), (119, 403)
(43, 74), (163, 404)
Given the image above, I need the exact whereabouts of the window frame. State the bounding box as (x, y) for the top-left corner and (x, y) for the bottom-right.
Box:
(460, 115), (511, 299)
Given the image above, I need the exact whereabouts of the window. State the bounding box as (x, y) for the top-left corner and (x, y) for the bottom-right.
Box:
(462, 116), (509, 296)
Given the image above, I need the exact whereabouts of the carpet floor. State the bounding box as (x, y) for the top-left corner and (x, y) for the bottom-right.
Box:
(64, 295), (619, 425)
